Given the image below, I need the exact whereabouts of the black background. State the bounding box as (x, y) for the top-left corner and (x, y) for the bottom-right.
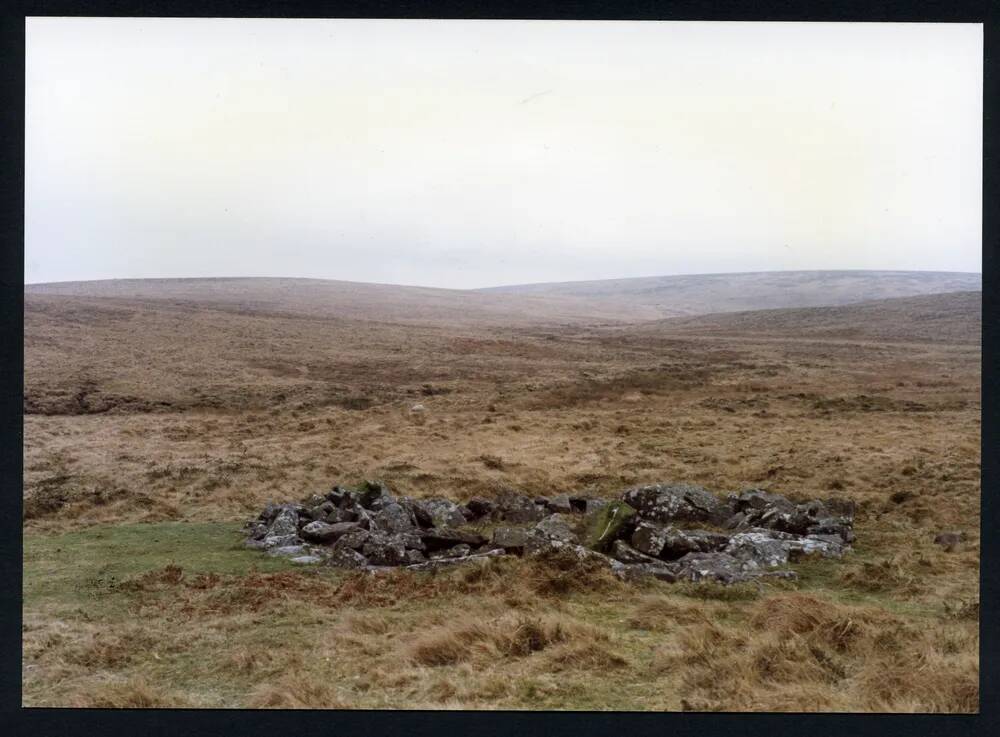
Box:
(1, 2), (995, 736)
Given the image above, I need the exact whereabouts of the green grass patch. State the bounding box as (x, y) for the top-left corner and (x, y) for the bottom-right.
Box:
(23, 521), (295, 611)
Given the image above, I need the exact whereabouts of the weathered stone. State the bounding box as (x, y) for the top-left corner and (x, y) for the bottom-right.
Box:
(267, 506), (300, 538)
(303, 521), (361, 544)
(666, 530), (729, 553)
(724, 532), (790, 569)
(567, 497), (609, 514)
(526, 538), (628, 577)
(404, 549), (506, 571)
(744, 526), (799, 540)
(349, 505), (374, 530)
(431, 543), (472, 559)
(359, 481), (394, 511)
(301, 520), (345, 543)
(415, 498), (467, 528)
(726, 529), (846, 569)
(758, 505), (814, 535)
(496, 493), (547, 523)
(326, 547), (367, 569)
(362, 533), (408, 566)
(465, 497), (495, 518)
(373, 502), (416, 534)
(630, 520), (671, 557)
(806, 521), (855, 544)
(259, 502), (280, 522)
(332, 527), (371, 551)
(788, 535), (846, 560)
(491, 526), (531, 553)
(292, 504), (310, 525)
(584, 500), (636, 551)
(673, 552), (749, 583)
(290, 555), (323, 565)
(404, 499), (435, 528)
(404, 549), (428, 564)
(630, 521), (727, 560)
(309, 501), (336, 521)
(934, 531), (965, 552)
(723, 512), (748, 530)
(304, 494), (326, 509)
(301, 521), (335, 543)
(671, 529), (730, 556)
(622, 484), (732, 525)
(803, 533), (844, 546)
(616, 561), (679, 583)
(729, 489), (792, 514)
(732, 490), (856, 539)
(534, 513), (577, 542)
(326, 487), (348, 507)
(399, 532), (426, 551)
(260, 533), (300, 549)
(324, 507), (356, 524)
(246, 482), (854, 579)
(610, 539), (664, 565)
(546, 495), (574, 514)
(420, 528), (487, 552)
(267, 544), (307, 558)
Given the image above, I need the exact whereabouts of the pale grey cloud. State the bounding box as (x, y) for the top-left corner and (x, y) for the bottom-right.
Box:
(25, 19), (982, 287)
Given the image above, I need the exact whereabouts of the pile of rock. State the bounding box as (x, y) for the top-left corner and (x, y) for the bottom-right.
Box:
(244, 481), (855, 585)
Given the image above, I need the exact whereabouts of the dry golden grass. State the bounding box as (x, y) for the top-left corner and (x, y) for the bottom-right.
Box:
(71, 677), (192, 708)
(22, 282), (980, 711)
(651, 592), (979, 712)
(408, 613), (582, 666)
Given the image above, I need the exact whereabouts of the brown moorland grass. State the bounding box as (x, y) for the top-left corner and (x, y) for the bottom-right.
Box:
(22, 281), (980, 711)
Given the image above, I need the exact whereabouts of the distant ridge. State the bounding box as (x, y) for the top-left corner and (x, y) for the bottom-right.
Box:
(640, 290), (982, 345)
(25, 270), (981, 324)
(478, 269), (980, 318)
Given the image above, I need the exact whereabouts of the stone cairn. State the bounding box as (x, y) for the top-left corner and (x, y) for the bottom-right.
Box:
(244, 481), (855, 585)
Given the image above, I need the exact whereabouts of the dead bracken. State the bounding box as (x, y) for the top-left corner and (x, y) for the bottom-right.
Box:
(245, 480), (855, 585)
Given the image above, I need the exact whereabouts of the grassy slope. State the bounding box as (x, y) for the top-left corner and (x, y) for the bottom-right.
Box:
(23, 520), (978, 710)
(480, 270), (982, 317)
(22, 277), (981, 712)
(643, 291), (982, 345)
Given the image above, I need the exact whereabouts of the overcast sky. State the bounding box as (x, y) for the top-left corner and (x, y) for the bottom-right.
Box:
(25, 19), (982, 288)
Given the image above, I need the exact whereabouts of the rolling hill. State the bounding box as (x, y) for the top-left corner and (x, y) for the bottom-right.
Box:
(639, 290), (982, 345)
(479, 270), (981, 319)
(25, 270), (982, 326)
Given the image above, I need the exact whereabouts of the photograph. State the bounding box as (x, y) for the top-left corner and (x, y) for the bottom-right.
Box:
(21, 17), (982, 711)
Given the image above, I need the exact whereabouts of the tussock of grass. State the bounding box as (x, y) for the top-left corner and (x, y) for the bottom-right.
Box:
(627, 594), (715, 630)
(674, 580), (761, 602)
(71, 677), (190, 708)
(542, 640), (630, 672)
(248, 676), (352, 709)
(63, 628), (159, 669)
(408, 613), (592, 666)
(838, 557), (924, 595)
(23, 516), (979, 711)
(520, 547), (626, 597)
(654, 593), (979, 712)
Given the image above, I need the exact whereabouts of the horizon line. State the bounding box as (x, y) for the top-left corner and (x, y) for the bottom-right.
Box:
(23, 267), (984, 292)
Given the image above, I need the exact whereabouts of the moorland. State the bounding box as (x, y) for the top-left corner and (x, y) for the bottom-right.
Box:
(22, 270), (981, 711)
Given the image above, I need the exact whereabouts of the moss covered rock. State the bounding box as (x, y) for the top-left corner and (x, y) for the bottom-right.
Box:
(584, 500), (636, 552)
